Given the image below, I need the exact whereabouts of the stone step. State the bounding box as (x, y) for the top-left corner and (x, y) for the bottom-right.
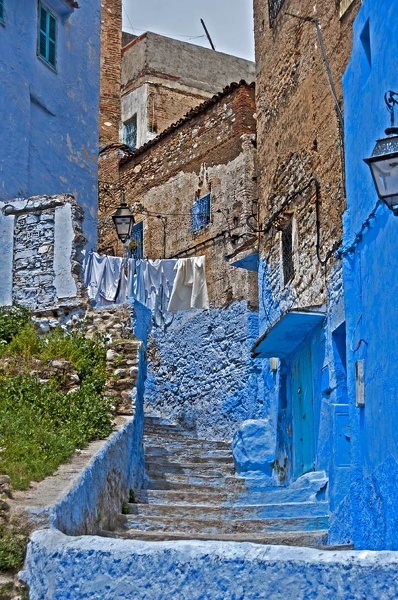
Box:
(119, 514), (329, 534)
(145, 473), (247, 490)
(144, 446), (233, 462)
(144, 461), (234, 477)
(104, 528), (328, 549)
(143, 433), (231, 451)
(124, 500), (329, 520)
(134, 488), (234, 506)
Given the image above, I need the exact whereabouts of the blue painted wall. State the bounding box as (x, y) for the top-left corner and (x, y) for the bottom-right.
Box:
(330, 0), (398, 550)
(143, 301), (266, 441)
(0, 0), (100, 246)
(255, 257), (350, 508)
(22, 529), (398, 599)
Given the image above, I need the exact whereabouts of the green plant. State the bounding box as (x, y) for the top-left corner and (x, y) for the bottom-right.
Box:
(0, 305), (31, 346)
(0, 326), (113, 490)
(0, 527), (28, 572)
(128, 489), (137, 503)
(121, 501), (131, 515)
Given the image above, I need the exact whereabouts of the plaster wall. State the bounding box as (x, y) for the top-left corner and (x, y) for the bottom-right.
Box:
(120, 84), (153, 148)
(331, 0), (398, 549)
(145, 302), (264, 441)
(0, 0), (100, 246)
(22, 530), (398, 599)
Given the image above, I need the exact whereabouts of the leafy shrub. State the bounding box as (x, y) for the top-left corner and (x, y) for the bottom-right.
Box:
(0, 305), (31, 347)
(0, 527), (28, 571)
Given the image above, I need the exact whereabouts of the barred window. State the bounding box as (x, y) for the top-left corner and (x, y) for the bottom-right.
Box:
(282, 217), (294, 284)
(268, 0), (286, 27)
(128, 221), (143, 259)
(38, 3), (57, 69)
(123, 114), (137, 150)
(191, 193), (211, 232)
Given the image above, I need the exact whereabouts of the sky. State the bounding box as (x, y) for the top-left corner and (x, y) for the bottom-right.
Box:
(122, 0), (255, 62)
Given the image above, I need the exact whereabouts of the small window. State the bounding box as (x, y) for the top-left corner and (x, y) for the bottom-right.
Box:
(0, 0), (5, 23)
(268, 0), (286, 27)
(128, 221), (143, 259)
(191, 193), (211, 232)
(123, 115), (137, 150)
(281, 217), (294, 284)
(38, 3), (57, 69)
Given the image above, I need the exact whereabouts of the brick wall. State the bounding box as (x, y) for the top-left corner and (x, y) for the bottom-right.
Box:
(253, 0), (360, 310)
(100, 0), (122, 146)
(98, 83), (258, 308)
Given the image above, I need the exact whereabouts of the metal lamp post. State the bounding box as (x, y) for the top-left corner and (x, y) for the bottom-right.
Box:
(112, 201), (135, 243)
(364, 91), (398, 215)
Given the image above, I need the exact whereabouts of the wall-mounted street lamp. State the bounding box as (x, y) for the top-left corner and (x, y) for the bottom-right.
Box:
(364, 91), (398, 215)
(112, 201), (135, 243)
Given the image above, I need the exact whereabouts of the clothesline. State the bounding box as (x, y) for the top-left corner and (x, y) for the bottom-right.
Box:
(83, 252), (209, 315)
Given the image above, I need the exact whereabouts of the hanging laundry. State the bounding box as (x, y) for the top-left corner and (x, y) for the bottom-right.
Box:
(99, 255), (123, 302)
(84, 252), (107, 304)
(167, 256), (209, 312)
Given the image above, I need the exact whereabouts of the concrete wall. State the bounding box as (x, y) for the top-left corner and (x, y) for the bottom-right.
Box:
(0, 0), (100, 246)
(120, 32), (255, 147)
(21, 530), (398, 599)
(122, 32), (255, 95)
(329, 0), (398, 550)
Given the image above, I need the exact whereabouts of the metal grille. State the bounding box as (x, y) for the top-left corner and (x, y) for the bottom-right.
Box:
(268, 0), (286, 26)
(282, 218), (294, 284)
(128, 221), (143, 259)
(191, 193), (211, 232)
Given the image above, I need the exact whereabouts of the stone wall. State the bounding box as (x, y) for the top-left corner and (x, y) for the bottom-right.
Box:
(253, 0), (360, 311)
(0, 195), (86, 311)
(99, 0), (122, 146)
(100, 82), (258, 309)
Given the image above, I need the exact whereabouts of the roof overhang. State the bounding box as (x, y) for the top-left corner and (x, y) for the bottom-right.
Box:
(251, 307), (326, 359)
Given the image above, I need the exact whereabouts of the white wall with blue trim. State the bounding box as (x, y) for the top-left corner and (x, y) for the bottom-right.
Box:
(0, 0), (100, 246)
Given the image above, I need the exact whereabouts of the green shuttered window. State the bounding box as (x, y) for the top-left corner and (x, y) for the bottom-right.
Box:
(38, 4), (57, 69)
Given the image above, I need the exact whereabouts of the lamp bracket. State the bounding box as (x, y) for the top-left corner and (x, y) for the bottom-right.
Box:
(384, 90), (398, 133)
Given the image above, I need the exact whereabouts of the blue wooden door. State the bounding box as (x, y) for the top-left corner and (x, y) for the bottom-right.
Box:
(292, 345), (315, 478)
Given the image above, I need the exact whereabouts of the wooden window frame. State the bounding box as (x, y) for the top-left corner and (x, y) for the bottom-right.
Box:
(37, 3), (57, 70)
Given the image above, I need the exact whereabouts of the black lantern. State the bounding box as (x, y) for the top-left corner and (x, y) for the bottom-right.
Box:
(364, 91), (398, 215)
(112, 202), (135, 243)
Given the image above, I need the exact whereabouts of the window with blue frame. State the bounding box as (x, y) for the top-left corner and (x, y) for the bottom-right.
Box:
(123, 115), (137, 150)
(0, 0), (4, 23)
(191, 193), (211, 232)
(38, 4), (57, 69)
(128, 221), (143, 259)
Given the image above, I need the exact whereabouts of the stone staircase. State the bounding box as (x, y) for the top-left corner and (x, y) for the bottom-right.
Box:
(109, 415), (329, 548)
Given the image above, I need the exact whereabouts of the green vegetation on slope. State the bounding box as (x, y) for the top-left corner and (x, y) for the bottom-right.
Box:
(0, 306), (113, 490)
